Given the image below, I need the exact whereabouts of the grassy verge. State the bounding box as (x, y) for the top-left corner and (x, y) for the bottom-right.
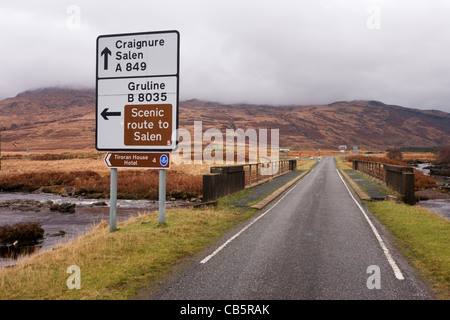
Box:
(297, 159), (318, 171)
(0, 205), (254, 299)
(335, 156), (351, 170)
(366, 201), (450, 299)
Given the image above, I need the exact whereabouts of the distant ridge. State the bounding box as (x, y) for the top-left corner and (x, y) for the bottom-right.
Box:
(0, 88), (449, 152)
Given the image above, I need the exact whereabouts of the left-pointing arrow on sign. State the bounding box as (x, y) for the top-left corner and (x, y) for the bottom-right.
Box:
(101, 108), (121, 120)
(105, 153), (112, 166)
(101, 47), (112, 70)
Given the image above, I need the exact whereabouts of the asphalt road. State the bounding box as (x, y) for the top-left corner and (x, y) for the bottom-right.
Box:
(148, 157), (432, 300)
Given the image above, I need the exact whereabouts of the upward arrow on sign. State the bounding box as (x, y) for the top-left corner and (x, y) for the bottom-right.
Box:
(101, 47), (112, 70)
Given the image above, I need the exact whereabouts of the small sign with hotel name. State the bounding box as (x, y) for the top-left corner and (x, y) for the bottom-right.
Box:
(104, 152), (170, 169)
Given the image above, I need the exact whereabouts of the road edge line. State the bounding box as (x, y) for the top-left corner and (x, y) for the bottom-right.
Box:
(336, 169), (405, 281)
(200, 173), (305, 264)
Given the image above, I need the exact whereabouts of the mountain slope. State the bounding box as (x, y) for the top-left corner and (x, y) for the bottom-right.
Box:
(179, 99), (450, 150)
(0, 88), (448, 152)
(0, 88), (95, 152)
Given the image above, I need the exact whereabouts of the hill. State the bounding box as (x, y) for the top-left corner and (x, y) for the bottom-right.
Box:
(0, 88), (449, 153)
(0, 88), (95, 152)
(179, 99), (450, 150)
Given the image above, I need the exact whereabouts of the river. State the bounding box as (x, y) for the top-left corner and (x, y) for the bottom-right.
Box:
(417, 199), (450, 220)
(0, 192), (194, 267)
(413, 163), (450, 220)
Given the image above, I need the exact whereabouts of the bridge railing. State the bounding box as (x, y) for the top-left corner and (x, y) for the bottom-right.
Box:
(202, 159), (297, 202)
(352, 160), (415, 205)
(242, 159), (295, 187)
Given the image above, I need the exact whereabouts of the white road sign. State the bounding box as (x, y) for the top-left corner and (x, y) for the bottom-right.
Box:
(96, 30), (179, 151)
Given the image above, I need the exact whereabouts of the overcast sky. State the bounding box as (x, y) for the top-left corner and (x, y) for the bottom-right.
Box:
(1, 0), (450, 113)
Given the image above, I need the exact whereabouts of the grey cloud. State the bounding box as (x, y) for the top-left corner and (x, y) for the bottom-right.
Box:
(1, 0), (449, 112)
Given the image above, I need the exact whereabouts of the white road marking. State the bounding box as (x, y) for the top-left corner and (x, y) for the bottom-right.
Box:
(336, 169), (405, 280)
(200, 175), (304, 264)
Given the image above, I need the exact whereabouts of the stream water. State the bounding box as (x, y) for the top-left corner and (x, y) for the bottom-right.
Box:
(414, 163), (432, 175)
(0, 192), (193, 267)
(413, 163), (450, 220)
(417, 199), (450, 220)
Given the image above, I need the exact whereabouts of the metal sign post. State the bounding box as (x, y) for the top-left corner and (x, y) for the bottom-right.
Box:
(109, 168), (118, 231)
(159, 169), (166, 224)
(96, 30), (179, 230)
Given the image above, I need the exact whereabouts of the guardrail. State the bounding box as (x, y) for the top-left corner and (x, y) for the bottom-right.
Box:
(202, 159), (297, 202)
(352, 160), (415, 205)
(242, 160), (295, 187)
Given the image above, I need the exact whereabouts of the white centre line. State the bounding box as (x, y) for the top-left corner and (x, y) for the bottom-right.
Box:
(336, 169), (405, 280)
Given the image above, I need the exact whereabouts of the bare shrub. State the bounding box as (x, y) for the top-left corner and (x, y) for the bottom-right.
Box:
(435, 146), (450, 165)
(0, 222), (45, 245)
(414, 170), (438, 190)
(386, 149), (403, 161)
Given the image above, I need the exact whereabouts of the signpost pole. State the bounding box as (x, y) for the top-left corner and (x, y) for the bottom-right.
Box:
(159, 169), (166, 224)
(0, 129), (2, 171)
(110, 168), (118, 231)
(0, 127), (5, 171)
(96, 31), (179, 229)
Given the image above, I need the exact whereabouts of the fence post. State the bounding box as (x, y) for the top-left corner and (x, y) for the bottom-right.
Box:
(249, 164), (252, 186)
(256, 163), (259, 183)
(403, 172), (416, 205)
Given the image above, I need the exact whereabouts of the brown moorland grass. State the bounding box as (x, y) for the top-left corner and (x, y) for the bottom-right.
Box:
(0, 170), (202, 200)
(402, 152), (436, 163)
(1, 152), (215, 175)
(0, 154), (206, 199)
(0, 155), (109, 175)
(351, 152), (437, 163)
(0, 152), (321, 200)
